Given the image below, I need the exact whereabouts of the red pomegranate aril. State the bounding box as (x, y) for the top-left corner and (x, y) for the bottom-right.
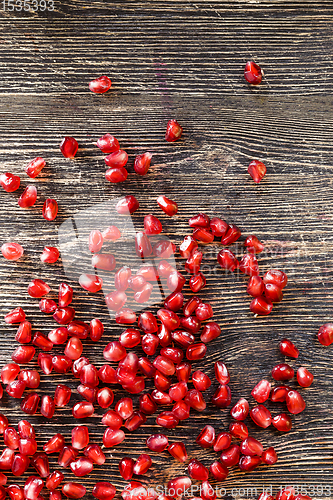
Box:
(89, 75), (111, 93)
(276, 488), (295, 500)
(185, 249), (203, 273)
(129, 275), (147, 292)
(116, 308), (137, 324)
(43, 433), (65, 454)
(151, 389), (172, 405)
(5, 307), (25, 324)
(165, 119), (183, 142)
(1, 364), (20, 385)
(105, 167), (128, 183)
(138, 311), (159, 334)
(139, 394), (157, 415)
(247, 276), (264, 297)
(154, 240), (176, 260)
(250, 405), (272, 428)
(80, 364), (99, 388)
(248, 160), (266, 184)
(0, 448), (14, 470)
(189, 213), (210, 228)
(135, 232), (152, 259)
(17, 421), (34, 440)
(201, 481), (216, 500)
(179, 236), (198, 259)
(18, 186), (37, 208)
(48, 327), (68, 345)
(244, 235), (265, 253)
(8, 485), (24, 500)
(220, 444), (241, 467)
(196, 425), (215, 448)
(155, 370), (171, 391)
(15, 321), (32, 344)
(67, 321), (88, 340)
(70, 457), (93, 477)
(239, 455), (262, 471)
(122, 376), (145, 394)
(153, 356), (175, 377)
(28, 279), (50, 298)
(101, 410), (123, 429)
(124, 411), (146, 430)
(188, 459), (209, 481)
(12, 454), (29, 476)
(157, 309), (180, 331)
(168, 442), (188, 463)
(83, 444), (105, 465)
(186, 343), (207, 361)
(172, 399), (190, 420)
(221, 224), (241, 245)
(31, 453), (50, 478)
(191, 370), (211, 391)
(103, 341), (126, 362)
(240, 437), (263, 457)
(217, 249), (239, 272)
(43, 199), (58, 221)
(210, 461), (228, 481)
(60, 137), (78, 158)
(272, 363), (295, 381)
(192, 228), (214, 244)
(265, 283), (283, 302)
(185, 389), (206, 411)
(230, 398), (249, 421)
(1, 242), (24, 261)
(286, 390), (306, 414)
(272, 414), (292, 432)
(157, 324), (171, 347)
(32, 332), (53, 351)
(62, 482), (86, 499)
(263, 269), (288, 289)
(134, 282), (153, 303)
(24, 476), (44, 500)
(318, 323), (333, 346)
(194, 303), (213, 321)
(41, 247), (59, 264)
(21, 393), (40, 415)
(52, 355), (72, 373)
(146, 434), (169, 452)
(133, 454), (152, 475)
(209, 217), (228, 238)
(92, 254), (116, 272)
(4, 427), (19, 450)
(46, 470), (64, 490)
(280, 338), (299, 358)
(157, 260), (174, 279)
(19, 438), (38, 456)
(156, 195), (178, 216)
(239, 254), (259, 276)
(270, 385), (290, 403)
(164, 291), (184, 312)
(40, 395), (55, 419)
(250, 296), (273, 316)
(297, 367), (314, 388)
(105, 150), (128, 169)
(57, 283), (73, 308)
(199, 323), (220, 344)
(189, 273), (206, 293)
(169, 381), (188, 401)
(72, 402), (94, 419)
(72, 357), (90, 378)
(97, 387), (114, 409)
(251, 379), (271, 403)
(53, 307), (75, 325)
(6, 379), (26, 398)
(213, 432), (232, 452)
(244, 61), (262, 84)
(142, 333), (159, 355)
(39, 299), (57, 314)
(119, 457), (134, 480)
(212, 384), (232, 408)
(214, 362), (230, 384)
(58, 446), (78, 468)
(114, 397), (133, 420)
(79, 274), (103, 294)
(134, 152), (153, 175)
(103, 428), (125, 448)
(0, 172), (20, 192)
(156, 412), (179, 429)
(71, 426), (89, 451)
(97, 365), (116, 385)
(92, 482), (116, 500)
(258, 494), (274, 500)
(53, 384), (71, 407)
(229, 421), (248, 440)
(96, 134), (119, 153)
(138, 357), (156, 378)
(261, 447), (278, 465)
(119, 328), (141, 348)
(116, 195), (139, 215)
(64, 337), (82, 360)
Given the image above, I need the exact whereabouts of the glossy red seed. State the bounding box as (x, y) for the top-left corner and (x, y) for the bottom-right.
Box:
(250, 405), (272, 428)
(239, 455), (262, 471)
(52, 355), (72, 373)
(179, 236), (198, 259)
(46, 470), (64, 490)
(220, 444), (241, 467)
(230, 398), (249, 421)
(217, 249), (239, 271)
(251, 379), (271, 403)
(318, 323), (333, 346)
(31, 452), (50, 477)
(133, 152), (152, 175)
(279, 338), (299, 358)
(15, 321), (32, 343)
(18, 186), (37, 208)
(214, 362), (230, 384)
(286, 390), (306, 414)
(0, 172), (20, 192)
(129, 275), (147, 293)
(212, 384), (232, 408)
(96, 388), (114, 409)
(24, 476), (44, 500)
(6, 379), (26, 398)
(167, 271), (185, 293)
(164, 292), (184, 312)
(297, 367), (314, 388)
(89, 75), (111, 93)
(32, 332), (53, 351)
(21, 393), (40, 415)
(83, 444), (105, 465)
(160, 347), (183, 364)
(62, 482), (86, 499)
(244, 61), (262, 84)
(80, 364), (99, 388)
(19, 370), (40, 388)
(1, 364), (20, 385)
(135, 232), (152, 259)
(240, 437), (263, 457)
(169, 381), (188, 402)
(28, 279), (50, 298)
(92, 253), (116, 271)
(141, 333), (158, 356)
(119, 328), (141, 348)
(189, 272), (206, 293)
(5, 307), (25, 324)
(4, 427), (19, 450)
(272, 363), (295, 381)
(221, 224), (241, 245)
(270, 385), (290, 403)
(60, 137), (78, 158)
(157, 309), (180, 331)
(244, 235), (265, 253)
(64, 337), (83, 360)
(43, 433), (65, 454)
(167, 443), (187, 464)
(262, 447), (278, 465)
(96, 134), (119, 154)
(185, 389), (206, 411)
(191, 370), (211, 392)
(246, 276), (264, 297)
(41, 395), (55, 419)
(138, 311), (158, 333)
(115, 397), (133, 420)
(172, 399), (190, 420)
(12, 345), (35, 364)
(263, 269), (288, 289)
(105, 167), (128, 183)
(156, 411), (179, 429)
(43, 199), (58, 221)
(113, 268), (131, 291)
(79, 274), (103, 293)
(265, 283), (283, 302)
(70, 457), (93, 477)
(40, 246), (59, 264)
(138, 394), (156, 415)
(185, 249), (202, 274)
(146, 434), (169, 452)
(17, 421), (34, 439)
(103, 428), (125, 448)
(72, 402), (94, 419)
(188, 459), (209, 481)
(8, 485), (24, 500)
(0, 447), (14, 470)
(119, 457), (134, 480)
(124, 411), (146, 430)
(1, 242), (24, 261)
(196, 425), (215, 448)
(19, 438), (38, 456)
(192, 228), (214, 243)
(195, 303), (213, 321)
(71, 426), (89, 450)
(230, 421), (248, 440)
(186, 343), (207, 361)
(201, 481), (216, 500)
(103, 341), (126, 362)
(272, 413), (292, 432)
(209, 461), (228, 481)
(133, 454), (152, 475)
(101, 410), (123, 429)
(239, 254), (259, 276)
(53, 384), (71, 407)
(116, 195), (139, 215)
(92, 482), (116, 500)
(188, 213), (210, 228)
(258, 494), (274, 500)
(248, 160), (266, 183)
(115, 308), (137, 324)
(250, 296), (273, 315)
(156, 195), (178, 216)
(213, 432), (232, 452)
(49, 327), (68, 344)
(105, 150), (128, 168)
(151, 389), (172, 405)
(165, 119), (183, 142)
(153, 356), (175, 377)
(154, 240), (176, 260)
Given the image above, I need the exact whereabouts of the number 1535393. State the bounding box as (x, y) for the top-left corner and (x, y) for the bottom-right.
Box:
(1, 0), (54, 11)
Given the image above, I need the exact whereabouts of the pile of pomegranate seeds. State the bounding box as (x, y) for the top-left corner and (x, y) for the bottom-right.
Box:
(0, 70), (322, 500)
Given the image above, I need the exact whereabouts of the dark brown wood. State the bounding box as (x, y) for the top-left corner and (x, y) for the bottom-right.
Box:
(0, 1), (332, 499)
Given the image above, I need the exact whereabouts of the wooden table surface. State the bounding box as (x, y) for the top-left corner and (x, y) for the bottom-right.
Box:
(0, 1), (333, 499)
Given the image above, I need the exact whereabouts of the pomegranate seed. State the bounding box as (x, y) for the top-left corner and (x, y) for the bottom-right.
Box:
(188, 459), (208, 481)
(179, 236), (198, 259)
(154, 240), (176, 260)
(239, 254), (259, 276)
(89, 75), (111, 93)
(12, 345), (35, 364)
(116, 308), (137, 324)
(8, 485), (24, 500)
(20, 437), (38, 456)
(276, 488), (296, 500)
(165, 443), (187, 465)
(244, 235), (265, 253)
(250, 296), (273, 315)
(230, 398), (249, 421)
(251, 380), (271, 403)
(103, 428), (125, 448)
(15, 320), (32, 344)
(67, 320), (89, 339)
(40, 247), (59, 265)
(129, 275), (147, 292)
(0, 448), (14, 470)
(83, 444), (105, 465)
(97, 388), (114, 409)
(272, 363), (295, 381)
(239, 455), (262, 471)
(185, 249), (203, 273)
(124, 411), (146, 430)
(247, 276), (264, 297)
(105, 151), (128, 170)
(220, 444), (241, 467)
(195, 303), (213, 321)
(164, 292), (184, 312)
(165, 119), (183, 142)
(134, 283), (153, 303)
(50, 491), (62, 500)
(146, 434), (168, 452)
(28, 279), (50, 298)
(40, 395), (55, 419)
(258, 494), (274, 500)
(96, 134), (119, 154)
(261, 447), (278, 465)
(153, 356), (175, 377)
(189, 213), (210, 228)
(122, 376), (145, 395)
(248, 160), (266, 184)
(48, 327), (67, 345)
(46, 471), (64, 490)
(189, 272), (206, 293)
(133, 454), (152, 475)
(32, 332), (53, 351)
(105, 167), (128, 183)
(138, 357), (156, 377)
(119, 328), (141, 348)
(115, 397), (133, 420)
(240, 437), (263, 457)
(279, 339), (299, 359)
(265, 283), (283, 302)
(92, 482), (116, 500)
(151, 389), (172, 405)
(80, 364), (99, 388)
(167, 476), (191, 497)
(72, 402), (94, 419)
(31, 453), (50, 478)
(286, 390), (306, 414)
(103, 340), (127, 362)
(212, 384), (232, 408)
(297, 367), (313, 388)
(18, 185), (37, 208)
(101, 410), (123, 429)
(0, 172), (20, 192)
(230, 421), (249, 440)
(119, 457), (134, 480)
(52, 355), (72, 373)
(58, 446), (78, 468)
(318, 322), (333, 346)
(214, 362), (230, 384)
(172, 399), (190, 420)
(79, 273), (103, 293)
(5, 307), (25, 324)
(192, 228), (214, 243)
(43, 433), (65, 454)
(210, 461), (228, 481)
(192, 370), (211, 392)
(135, 232), (152, 259)
(271, 385), (290, 402)
(244, 61), (262, 84)
(156, 411), (179, 429)
(133, 152), (152, 175)
(263, 269), (288, 288)
(156, 195), (178, 216)
(167, 271), (185, 293)
(43, 199), (58, 221)
(54, 385), (72, 407)
(138, 394), (156, 416)
(18, 420), (34, 439)
(92, 253), (116, 273)
(116, 195), (139, 215)
(1, 242), (24, 261)
(157, 309), (180, 331)
(201, 481), (216, 500)
(6, 379), (26, 398)
(12, 454), (29, 476)
(196, 425), (215, 448)
(70, 457), (93, 477)
(4, 427), (19, 450)
(19, 370), (40, 389)
(199, 322), (220, 343)
(72, 357), (90, 378)
(250, 405), (272, 428)
(217, 249), (239, 271)
(221, 224), (241, 245)
(168, 380), (187, 401)
(185, 389), (206, 411)
(208, 216), (227, 236)
(21, 393), (40, 414)
(158, 261), (175, 279)
(1, 364), (20, 385)
(39, 299), (57, 315)
(60, 137), (78, 158)
(62, 483), (86, 499)
(169, 330), (193, 349)
(272, 413), (292, 432)
(138, 312), (158, 333)
(141, 333), (158, 356)
(186, 343), (207, 360)
(64, 337), (83, 360)
(213, 432), (232, 452)
(71, 426), (89, 451)
(24, 477), (44, 500)
(157, 324), (171, 347)
(154, 371), (170, 392)
(98, 365), (117, 384)
(105, 290), (127, 311)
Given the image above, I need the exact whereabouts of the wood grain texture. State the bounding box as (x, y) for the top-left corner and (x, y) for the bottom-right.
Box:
(0, 1), (333, 499)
